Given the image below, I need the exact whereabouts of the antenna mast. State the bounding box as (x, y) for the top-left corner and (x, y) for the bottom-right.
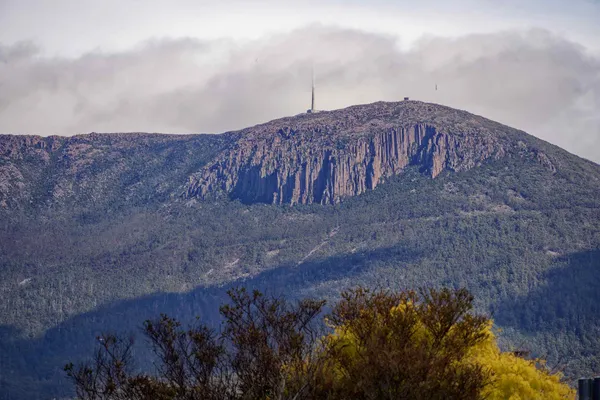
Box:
(311, 67), (315, 112)
(306, 65), (319, 114)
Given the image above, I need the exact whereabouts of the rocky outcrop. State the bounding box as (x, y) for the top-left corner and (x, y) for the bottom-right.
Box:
(0, 101), (563, 210)
(185, 101), (508, 205)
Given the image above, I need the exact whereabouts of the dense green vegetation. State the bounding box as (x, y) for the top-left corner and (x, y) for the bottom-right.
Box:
(1, 127), (600, 399)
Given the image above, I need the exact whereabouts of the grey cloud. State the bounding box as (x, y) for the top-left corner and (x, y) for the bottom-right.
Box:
(0, 26), (598, 162)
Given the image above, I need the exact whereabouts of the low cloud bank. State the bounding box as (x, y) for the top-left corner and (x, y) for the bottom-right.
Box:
(0, 26), (598, 161)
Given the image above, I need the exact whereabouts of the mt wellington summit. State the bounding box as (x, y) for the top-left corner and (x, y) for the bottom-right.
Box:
(186, 100), (555, 205)
(1, 99), (600, 399)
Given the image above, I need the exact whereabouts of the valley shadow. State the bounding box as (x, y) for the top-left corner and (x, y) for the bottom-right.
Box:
(492, 249), (600, 376)
(494, 249), (600, 334)
(0, 244), (422, 400)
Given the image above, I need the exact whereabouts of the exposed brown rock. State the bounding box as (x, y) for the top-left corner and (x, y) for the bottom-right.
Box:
(185, 101), (509, 205)
(0, 100), (564, 209)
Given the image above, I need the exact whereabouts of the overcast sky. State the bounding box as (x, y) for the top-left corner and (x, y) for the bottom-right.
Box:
(1, 0), (599, 161)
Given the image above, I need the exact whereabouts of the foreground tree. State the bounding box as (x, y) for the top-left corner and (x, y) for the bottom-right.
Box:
(66, 287), (574, 399)
(313, 287), (491, 400)
(66, 288), (326, 400)
(313, 287), (574, 400)
(469, 331), (575, 400)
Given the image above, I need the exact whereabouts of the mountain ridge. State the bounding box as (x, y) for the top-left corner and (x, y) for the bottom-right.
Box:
(3, 100), (591, 212)
(1, 101), (600, 399)
(185, 100), (566, 205)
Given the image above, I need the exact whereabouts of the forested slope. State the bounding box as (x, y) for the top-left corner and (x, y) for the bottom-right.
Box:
(1, 101), (599, 399)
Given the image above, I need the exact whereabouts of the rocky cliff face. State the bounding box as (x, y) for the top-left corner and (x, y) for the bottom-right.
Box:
(185, 101), (523, 205)
(1, 100), (559, 210)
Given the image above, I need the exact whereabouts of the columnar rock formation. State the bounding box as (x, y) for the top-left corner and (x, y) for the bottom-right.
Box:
(185, 101), (511, 205)
(0, 100), (559, 209)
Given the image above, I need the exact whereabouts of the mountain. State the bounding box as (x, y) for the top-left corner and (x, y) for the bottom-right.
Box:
(186, 101), (511, 204)
(1, 100), (599, 399)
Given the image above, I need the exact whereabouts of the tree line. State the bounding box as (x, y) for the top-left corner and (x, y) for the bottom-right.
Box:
(65, 287), (574, 400)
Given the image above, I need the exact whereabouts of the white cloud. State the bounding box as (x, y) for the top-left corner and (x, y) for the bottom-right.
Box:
(0, 26), (599, 162)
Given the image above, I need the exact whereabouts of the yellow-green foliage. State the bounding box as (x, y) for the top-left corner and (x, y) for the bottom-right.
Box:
(67, 287), (576, 400)
(322, 293), (574, 400)
(469, 326), (574, 400)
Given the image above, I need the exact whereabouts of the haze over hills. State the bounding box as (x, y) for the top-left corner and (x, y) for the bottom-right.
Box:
(1, 101), (600, 399)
